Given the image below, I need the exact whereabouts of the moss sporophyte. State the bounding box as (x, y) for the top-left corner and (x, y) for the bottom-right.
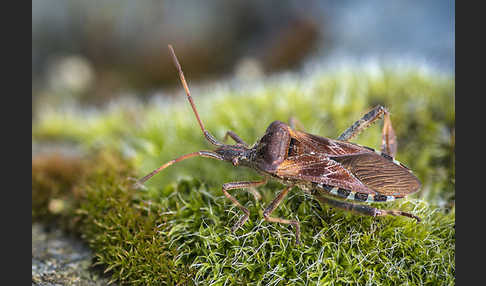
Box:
(136, 45), (423, 245)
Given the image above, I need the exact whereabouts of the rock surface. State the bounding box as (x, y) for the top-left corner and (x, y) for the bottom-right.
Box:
(32, 223), (115, 286)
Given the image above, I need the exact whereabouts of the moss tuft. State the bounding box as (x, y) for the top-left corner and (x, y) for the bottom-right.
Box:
(77, 171), (194, 284)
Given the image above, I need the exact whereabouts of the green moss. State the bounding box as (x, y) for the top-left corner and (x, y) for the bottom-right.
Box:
(33, 65), (454, 285)
(77, 169), (194, 284)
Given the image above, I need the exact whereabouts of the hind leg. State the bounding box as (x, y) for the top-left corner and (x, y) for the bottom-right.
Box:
(314, 193), (420, 222)
(337, 105), (397, 157)
(380, 112), (397, 157)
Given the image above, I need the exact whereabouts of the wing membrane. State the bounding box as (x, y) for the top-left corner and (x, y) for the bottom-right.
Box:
(281, 129), (420, 196)
(330, 153), (421, 196)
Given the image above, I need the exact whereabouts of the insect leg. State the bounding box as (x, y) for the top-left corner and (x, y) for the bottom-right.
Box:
(248, 187), (262, 201)
(380, 111), (397, 157)
(263, 186), (301, 245)
(338, 105), (388, 141)
(289, 116), (305, 131)
(338, 105), (397, 157)
(222, 179), (267, 232)
(223, 130), (248, 147)
(314, 194), (420, 222)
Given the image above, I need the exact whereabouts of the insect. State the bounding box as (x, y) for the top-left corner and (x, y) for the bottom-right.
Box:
(137, 45), (421, 245)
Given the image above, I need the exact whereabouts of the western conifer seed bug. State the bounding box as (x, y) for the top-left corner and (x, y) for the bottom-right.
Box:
(137, 45), (421, 245)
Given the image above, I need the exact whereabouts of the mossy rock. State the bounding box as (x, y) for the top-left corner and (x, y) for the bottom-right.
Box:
(33, 65), (454, 285)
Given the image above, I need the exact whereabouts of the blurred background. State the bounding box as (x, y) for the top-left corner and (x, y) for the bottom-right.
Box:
(32, 0), (454, 113)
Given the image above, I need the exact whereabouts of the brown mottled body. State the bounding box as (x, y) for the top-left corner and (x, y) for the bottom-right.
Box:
(251, 121), (420, 199)
(137, 45), (422, 245)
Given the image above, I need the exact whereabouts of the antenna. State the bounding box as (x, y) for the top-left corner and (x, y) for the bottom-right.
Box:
(137, 151), (223, 185)
(168, 45), (224, 146)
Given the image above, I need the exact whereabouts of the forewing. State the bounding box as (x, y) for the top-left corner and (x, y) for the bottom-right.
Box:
(276, 154), (377, 194)
(276, 128), (419, 197)
(290, 129), (366, 156)
(330, 153), (421, 196)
